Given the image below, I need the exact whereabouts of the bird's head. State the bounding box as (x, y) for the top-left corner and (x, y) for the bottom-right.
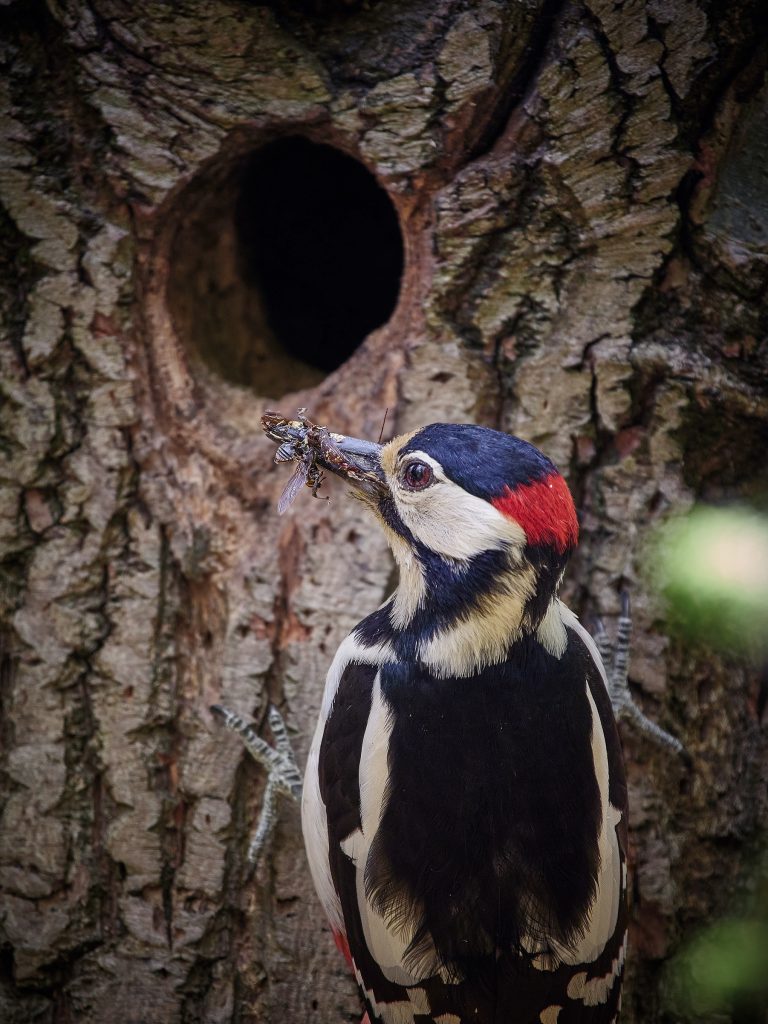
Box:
(318, 421), (578, 675)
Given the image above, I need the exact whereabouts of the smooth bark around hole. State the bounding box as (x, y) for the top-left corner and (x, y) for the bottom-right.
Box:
(166, 137), (404, 399)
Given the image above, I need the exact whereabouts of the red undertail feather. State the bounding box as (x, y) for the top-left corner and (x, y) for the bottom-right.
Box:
(492, 472), (579, 553)
(333, 930), (368, 1022)
(333, 928), (354, 970)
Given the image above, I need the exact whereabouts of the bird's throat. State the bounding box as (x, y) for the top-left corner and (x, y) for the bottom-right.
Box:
(384, 534), (554, 677)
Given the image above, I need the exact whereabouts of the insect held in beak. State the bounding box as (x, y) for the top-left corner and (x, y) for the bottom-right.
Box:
(261, 408), (386, 514)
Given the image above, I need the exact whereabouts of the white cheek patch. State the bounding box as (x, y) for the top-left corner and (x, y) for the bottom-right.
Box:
(388, 451), (535, 674)
(391, 451), (526, 561)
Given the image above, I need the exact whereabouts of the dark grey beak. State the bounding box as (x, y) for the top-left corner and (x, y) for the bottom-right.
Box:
(333, 434), (384, 474)
(323, 432), (386, 498)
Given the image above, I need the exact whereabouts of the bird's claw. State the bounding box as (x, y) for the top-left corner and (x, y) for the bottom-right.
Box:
(594, 592), (685, 756)
(211, 704), (302, 864)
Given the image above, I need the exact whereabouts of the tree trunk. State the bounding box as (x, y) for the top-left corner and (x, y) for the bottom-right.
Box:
(1, 1), (766, 1021)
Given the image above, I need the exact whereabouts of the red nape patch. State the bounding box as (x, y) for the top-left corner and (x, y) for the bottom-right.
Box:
(491, 472), (578, 553)
(332, 928), (354, 970)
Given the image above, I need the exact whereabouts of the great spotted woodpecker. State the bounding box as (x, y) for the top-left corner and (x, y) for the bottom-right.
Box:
(215, 418), (681, 1024)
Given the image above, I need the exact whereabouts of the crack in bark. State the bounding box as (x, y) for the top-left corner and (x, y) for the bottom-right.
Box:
(467, 0), (568, 162)
(581, 3), (647, 204)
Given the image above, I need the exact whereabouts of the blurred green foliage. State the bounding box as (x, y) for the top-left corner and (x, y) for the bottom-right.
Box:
(650, 505), (768, 1021)
(665, 917), (768, 1020)
(650, 507), (768, 656)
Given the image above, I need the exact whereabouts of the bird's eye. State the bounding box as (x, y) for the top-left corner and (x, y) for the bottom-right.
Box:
(400, 460), (433, 490)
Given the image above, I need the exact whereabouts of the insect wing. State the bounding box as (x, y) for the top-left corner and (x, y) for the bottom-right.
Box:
(277, 461), (309, 515)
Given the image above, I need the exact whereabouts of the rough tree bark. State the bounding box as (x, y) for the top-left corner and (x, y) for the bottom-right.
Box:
(1, 1), (767, 1022)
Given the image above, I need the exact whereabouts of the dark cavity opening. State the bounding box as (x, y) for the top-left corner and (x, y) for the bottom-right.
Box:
(167, 136), (403, 400)
(237, 137), (403, 376)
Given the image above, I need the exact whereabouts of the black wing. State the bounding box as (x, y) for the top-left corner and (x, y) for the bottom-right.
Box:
(318, 625), (628, 1024)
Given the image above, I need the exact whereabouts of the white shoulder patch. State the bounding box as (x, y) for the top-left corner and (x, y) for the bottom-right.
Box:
(558, 601), (610, 693)
(537, 600), (568, 658)
(301, 632), (394, 932)
(527, 670), (623, 973)
(341, 678), (445, 985)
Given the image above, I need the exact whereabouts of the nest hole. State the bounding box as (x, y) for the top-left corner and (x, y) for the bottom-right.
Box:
(167, 136), (404, 399)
